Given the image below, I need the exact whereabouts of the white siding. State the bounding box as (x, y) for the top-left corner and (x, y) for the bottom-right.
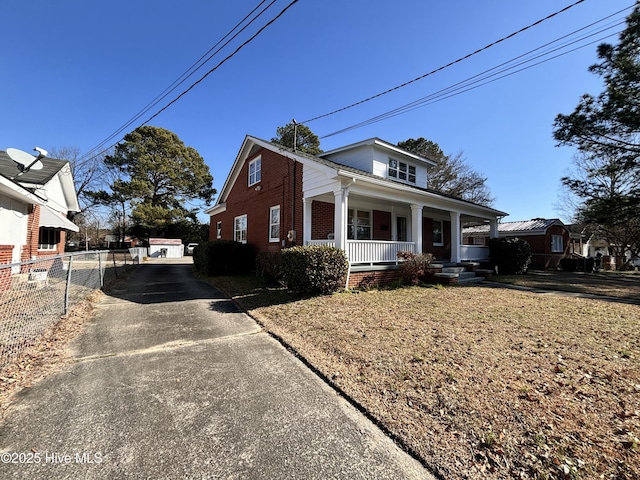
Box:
(0, 194), (29, 263)
(303, 163), (338, 197)
(322, 145), (374, 173)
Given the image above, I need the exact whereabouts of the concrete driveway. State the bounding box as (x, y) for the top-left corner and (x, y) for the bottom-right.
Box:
(0, 258), (432, 479)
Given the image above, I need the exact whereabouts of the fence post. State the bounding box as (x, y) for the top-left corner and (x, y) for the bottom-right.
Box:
(98, 251), (104, 287)
(64, 255), (74, 314)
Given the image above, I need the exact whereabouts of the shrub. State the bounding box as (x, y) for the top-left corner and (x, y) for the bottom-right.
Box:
(559, 257), (579, 272)
(489, 237), (531, 274)
(280, 245), (348, 295)
(397, 251), (434, 285)
(256, 251), (283, 285)
(193, 240), (255, 276)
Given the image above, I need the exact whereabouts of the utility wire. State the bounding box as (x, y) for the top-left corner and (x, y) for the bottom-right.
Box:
(81, 0), (283, 161)
(317, 4), (634, 139)
(321, 29), (622, 139)
(301, 0), (588, 125)
(141, 0), (300, 126)
(320, 8), (630, 138)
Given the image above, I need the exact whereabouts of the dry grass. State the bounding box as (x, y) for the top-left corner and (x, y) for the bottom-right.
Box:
(0, 290), (102, 419)
(491, 271), (640, 300)
(211, 275), (640, 479)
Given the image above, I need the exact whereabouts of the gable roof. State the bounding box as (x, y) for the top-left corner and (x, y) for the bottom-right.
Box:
(464, 218), (566, 236)
(319, 137), (437, 167)
(206, 135), (507, 218)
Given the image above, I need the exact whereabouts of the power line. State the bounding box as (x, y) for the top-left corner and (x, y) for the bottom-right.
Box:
(81, 0), (274, 160)
(301, 0), (588, 125)
(81, 0), (290, 161)
(317, 4), (634, 139)
(141, 0), (300, 126)
(320, 29), (623, 139)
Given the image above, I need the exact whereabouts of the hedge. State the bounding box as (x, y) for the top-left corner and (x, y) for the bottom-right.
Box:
(280, 245), (348, 295)
(489, 237), (531, 274)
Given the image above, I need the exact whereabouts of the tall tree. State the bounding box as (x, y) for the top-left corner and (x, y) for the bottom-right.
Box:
(398, 137), (494, 206)
(102, 126), (215, 236)
(272, 122), (322, 154)
(553, 5), (640, 262)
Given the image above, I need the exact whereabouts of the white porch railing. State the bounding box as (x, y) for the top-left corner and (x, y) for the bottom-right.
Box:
(460, 245), (490, 261)
(307, 240), (416, 265)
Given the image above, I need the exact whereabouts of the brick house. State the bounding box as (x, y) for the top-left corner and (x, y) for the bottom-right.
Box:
(205, 136), (507, 285)
(0, 150), (80, 265)
(463, 218), (572, 270)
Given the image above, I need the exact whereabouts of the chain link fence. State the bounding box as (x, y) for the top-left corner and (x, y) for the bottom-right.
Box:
(0, 249), (144, 368)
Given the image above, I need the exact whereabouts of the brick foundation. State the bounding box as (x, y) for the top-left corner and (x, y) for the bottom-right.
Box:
(348, 268), (401, 289)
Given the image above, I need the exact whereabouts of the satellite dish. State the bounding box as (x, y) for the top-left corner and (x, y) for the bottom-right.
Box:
(6, 147), (46, 173)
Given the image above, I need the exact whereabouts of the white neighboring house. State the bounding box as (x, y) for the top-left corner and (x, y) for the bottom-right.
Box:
(0, 150), (80, 265)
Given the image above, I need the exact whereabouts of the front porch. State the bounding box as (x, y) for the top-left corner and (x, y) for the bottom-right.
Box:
(307, 239), (491, 265)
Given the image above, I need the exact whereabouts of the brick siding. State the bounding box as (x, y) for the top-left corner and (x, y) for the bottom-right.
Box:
(210, 147), (303, 253)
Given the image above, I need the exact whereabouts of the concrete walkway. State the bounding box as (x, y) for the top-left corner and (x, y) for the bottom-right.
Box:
(0, 258), (432, 479)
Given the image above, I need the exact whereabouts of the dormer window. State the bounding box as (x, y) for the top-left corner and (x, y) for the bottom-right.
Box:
(388, 159), (416, 184)
(249, 156), (261, 186)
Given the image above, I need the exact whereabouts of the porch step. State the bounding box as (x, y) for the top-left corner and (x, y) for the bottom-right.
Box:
(457, 276), (485, 285)
(442, 266), (467, 274)
(432, 270), (485, 285)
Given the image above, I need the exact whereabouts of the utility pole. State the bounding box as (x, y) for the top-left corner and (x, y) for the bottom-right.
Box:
(292, 119), (298, 152)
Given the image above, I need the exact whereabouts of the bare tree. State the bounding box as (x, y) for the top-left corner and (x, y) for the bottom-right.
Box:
(47, 146), (108, 212)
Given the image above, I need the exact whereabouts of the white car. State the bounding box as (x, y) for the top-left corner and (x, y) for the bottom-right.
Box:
(185, 243), (198, 255)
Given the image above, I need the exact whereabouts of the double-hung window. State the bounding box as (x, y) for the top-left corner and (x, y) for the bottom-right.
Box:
(248, 157), (261, 186)
(388, 159), (416, 184)
(269, 206), (280, 242)
(216, 221), (222, 239)
(38, 227), (59, 250)
(551, 235), (564, 253)
(234, 215), (247, 243)
(348, 209), (371, 240)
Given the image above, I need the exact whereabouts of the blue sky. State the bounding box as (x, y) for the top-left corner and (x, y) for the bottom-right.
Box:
(2, 0), (635, 223)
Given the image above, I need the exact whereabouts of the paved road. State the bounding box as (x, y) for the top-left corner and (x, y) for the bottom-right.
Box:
(0, 258), (432, 479)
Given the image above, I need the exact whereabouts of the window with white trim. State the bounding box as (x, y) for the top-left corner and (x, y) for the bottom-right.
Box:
(388, 158), (416, 184)
(551, 234), (564, 253)
(38, 227), (60, 250)
(248, 157), (261, 186)
(234, 215), (247, 243)
(216, 221), (222, 239)
(269, 206), (280, 242)
(348, 209), (371, 240)
(433, 220), (443, 246)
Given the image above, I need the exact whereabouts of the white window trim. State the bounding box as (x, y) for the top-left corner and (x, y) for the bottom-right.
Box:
(433, 219), (444, 246)
(234, 215), (247, 244)
(269, 205), (280, 243)
(347, 209), (372, 240)
(216, 221), (222, 239)
(551, 234), (564, 253)
(388, 158), (416, 184)
(38, 227), (59, 250)
(248, 156), (261, 186)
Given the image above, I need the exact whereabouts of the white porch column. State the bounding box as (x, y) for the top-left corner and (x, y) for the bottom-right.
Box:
(303, 198), (312, 245)
(450, 211), (461, 263)
(333, 188), (349, 251)
(410, 204), (423, 254)
(489, 219), (499, 239)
